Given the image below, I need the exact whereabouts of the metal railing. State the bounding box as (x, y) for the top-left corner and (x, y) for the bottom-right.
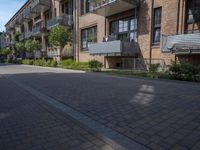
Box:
(32, 25), (41, 35)
(25, 31), (33, 39)
(31, 0), (50, 10)
(47, 15), (73, 29)
(19, 33), (25, 41)
(161, 33), (200, 53)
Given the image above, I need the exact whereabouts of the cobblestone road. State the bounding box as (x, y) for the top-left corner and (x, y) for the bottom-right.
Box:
(0, 64), (200, 150)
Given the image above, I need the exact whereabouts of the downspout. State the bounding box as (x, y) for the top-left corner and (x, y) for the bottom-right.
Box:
(175, 0), (181, 64)
(149, 0), (154, 69)
(73, 0), (76, 61)
(176, 0), (180, 34)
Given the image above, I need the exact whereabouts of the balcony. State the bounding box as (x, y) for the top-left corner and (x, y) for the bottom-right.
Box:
(19, 33), (25, 41)
(161, 33), (200, 54)
(47, 15), (73, 29)
(32, 25), (41, 36)
(89, 0), (139, 17)
(89, 39), (138, 56)
(31, 0), (50, 13)
(25, 31), (33, 39)
(23, 6), (32, 20)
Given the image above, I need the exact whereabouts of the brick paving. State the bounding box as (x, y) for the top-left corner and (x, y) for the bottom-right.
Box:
(1, 65), (200, 150)
(0, 77), (115, 150)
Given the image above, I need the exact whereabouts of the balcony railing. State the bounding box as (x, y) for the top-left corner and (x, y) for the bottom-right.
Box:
(161, 33), (200, 54)
(89, 38), (138, 56)
(25, 31), (33, 39)
(32, 25), (41, 35)
(47, 15), (73, 29)
(31, 0), (50, 12)
(89, 0), (139, 16)
(19, 33), (25, 41)
(23, 6), (32, 19)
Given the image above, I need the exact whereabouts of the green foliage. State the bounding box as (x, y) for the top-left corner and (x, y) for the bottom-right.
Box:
(60, 59), (89, 70)
(22, 59), (34, 65)
(88, 60), (103, 72)
(149, 63), (160, 73)
(1, 49), (12, 56)
(21, 59), (58, 67)
(169, 61), (200, 81)
(25, 39), (41, 52)
(48, 25), (72, 49)
(33, 59), (46, 66)
(13, 32), (21, 42)
(15, 42), (26, 53)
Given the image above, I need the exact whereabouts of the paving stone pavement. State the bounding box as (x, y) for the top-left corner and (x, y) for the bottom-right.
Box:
(1, 64), (200, 150)
(0, 76), (117, 150)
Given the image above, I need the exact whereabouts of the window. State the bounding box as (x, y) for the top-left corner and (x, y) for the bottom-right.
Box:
(185, 0), (200, 33)
(153, 7), (162, 45)
(81, 0), (90, 15)
(61, 1), (72, 15)
(81, 26), (97, 50)
(110, 17), (137, 42)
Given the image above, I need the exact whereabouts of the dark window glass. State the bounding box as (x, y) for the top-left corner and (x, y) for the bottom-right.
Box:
(81, 0), (90, 15)
(110, 17), (137, 42)
(185, 0), (200, 33)
(153, 7), (162, 45)
(81, 26), (97, 50)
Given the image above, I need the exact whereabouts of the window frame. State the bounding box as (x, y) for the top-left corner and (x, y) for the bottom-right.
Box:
(109, 16), (137, 42)
(152, 7), (162, 46)
(81, 26), (97, 51)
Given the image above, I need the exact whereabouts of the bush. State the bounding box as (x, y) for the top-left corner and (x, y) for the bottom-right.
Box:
(50, 60), (58, 67)
(169, 61), (200, 81)
(60, 59), (74, 66)
(149, 63), (160, 73)
(33, 59), (46, 66)
(22, 59), (34, 65)
(88, 60), (103, 72)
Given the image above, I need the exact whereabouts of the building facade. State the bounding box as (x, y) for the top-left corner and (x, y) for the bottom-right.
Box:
(5, 0), (200, 69)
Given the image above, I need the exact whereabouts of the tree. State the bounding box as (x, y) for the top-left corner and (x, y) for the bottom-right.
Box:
(25, 39), (41, 52)
(13, 32), (21, 43)
(48, 25), (72, 59)
(16, 42), (26, 53)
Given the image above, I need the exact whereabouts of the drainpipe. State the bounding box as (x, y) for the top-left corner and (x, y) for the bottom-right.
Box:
(73, 0), (76, 61)
(176, 0), (180, 34)
(149, 0), (154, 70)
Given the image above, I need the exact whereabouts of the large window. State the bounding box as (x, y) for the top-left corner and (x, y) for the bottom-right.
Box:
(186, 0), (200, 33)
(81, 26), (97, 50)
(153, 7), (162, 45)
(110, 17), (137, 42)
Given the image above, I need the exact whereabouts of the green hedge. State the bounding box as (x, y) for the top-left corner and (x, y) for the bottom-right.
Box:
(21, 59), (57, 67)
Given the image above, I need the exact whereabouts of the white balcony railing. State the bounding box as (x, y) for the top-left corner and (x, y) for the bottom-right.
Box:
(161, 33), (200, 54)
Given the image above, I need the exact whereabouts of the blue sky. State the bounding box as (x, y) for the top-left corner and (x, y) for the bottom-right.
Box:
(0, 0), (27, 31)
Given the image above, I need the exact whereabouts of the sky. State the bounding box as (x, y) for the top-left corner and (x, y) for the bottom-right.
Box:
(0, 0), (27, 31)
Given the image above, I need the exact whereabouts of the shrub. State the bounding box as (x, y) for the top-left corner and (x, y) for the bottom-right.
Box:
(50, 60), (57, 67)
(169, 61), (200, 81)
(149, 63), (160, 73)
(88, 60), (103, 72)
(22, 59), (34, 65)
(60, 59), (74, 66)
(33, 59), (46, 66)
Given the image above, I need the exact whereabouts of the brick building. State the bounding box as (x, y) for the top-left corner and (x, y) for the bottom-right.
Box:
(5, 0), (200, 69)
